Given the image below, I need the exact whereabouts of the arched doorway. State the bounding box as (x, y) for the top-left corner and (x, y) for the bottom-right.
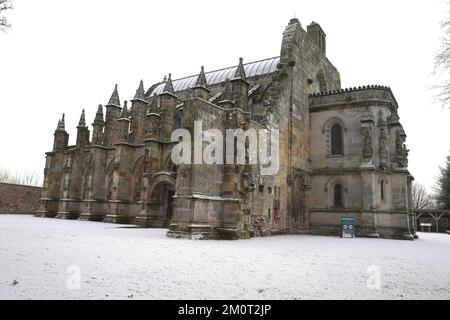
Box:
(146, 173), (176, 228)
(150, 182), (175, 227)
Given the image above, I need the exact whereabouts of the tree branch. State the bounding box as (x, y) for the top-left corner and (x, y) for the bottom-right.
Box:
(0, 0), (13, 32)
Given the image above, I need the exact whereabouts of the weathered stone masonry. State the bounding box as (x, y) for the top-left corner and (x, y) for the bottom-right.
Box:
(36, 18), (416, 240)
(0, 183), (42, 214)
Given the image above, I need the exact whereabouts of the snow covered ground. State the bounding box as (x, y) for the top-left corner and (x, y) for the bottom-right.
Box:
(0, 214), (449, 300)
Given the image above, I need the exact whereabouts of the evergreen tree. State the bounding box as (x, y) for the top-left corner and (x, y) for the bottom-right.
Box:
(435, 152), (450, 209)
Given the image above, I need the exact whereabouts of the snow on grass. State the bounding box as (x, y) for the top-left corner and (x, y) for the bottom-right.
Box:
(0, 214), (449, 300)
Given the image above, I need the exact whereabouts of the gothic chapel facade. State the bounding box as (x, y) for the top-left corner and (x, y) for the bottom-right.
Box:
(36, 18), (416, 240)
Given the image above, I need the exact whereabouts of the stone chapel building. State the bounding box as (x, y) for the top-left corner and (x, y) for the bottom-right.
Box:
(36, 18), (416, 240)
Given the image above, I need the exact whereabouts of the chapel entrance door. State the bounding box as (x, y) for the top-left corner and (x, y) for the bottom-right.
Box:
(150, 181), (175, 228)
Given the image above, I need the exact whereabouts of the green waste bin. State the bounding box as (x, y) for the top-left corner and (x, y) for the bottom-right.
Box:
(341, 217), (355, 238)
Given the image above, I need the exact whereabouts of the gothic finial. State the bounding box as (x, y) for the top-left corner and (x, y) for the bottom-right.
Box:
(163, 73), (174, 94)
(121, 101), (129, 118)
(57, 114), (66, 131)
(233, 57), (246, 80)
(107, 84), (121, 107)
(93, 104), (105, 125)
(134, 80), (145, 100)
(60, 113), (65, 127)
(195, 66), (208, 88)
(78, 109), (86, 127)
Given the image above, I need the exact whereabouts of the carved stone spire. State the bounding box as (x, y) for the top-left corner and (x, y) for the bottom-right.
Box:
(91, 104), (105, 145)
(107, 84), (121, 107)
(118, 101), (130, 142)
(134, 80), (145, 101)
(78, 109), (86, 127)
(192, 66), (210, 100)
(163, 73), (174, 94)
(53, 113), (68, 150)
(195, 66), (208, 88)
(93, 104), (105, 125)
(56, 114), (66, 131)
(121, 101), (129, 118)
(76, 109), (89, 147)
(233, 57), (246, 81)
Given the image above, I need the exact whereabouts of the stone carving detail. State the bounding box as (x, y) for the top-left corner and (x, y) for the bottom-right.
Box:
(241, 171), (256, 193)
(252, 216), (268, 237)
(261, 82), (281, 121)
(134, 161), (144, 201)
(317, 70), (327, 92)
(401, 145), (409, 168)
(361, 126), (373, 162)
(395, 131), (405, 167)
(379, 128), (388, 169)
(83, 153), (94, 198)
(180, 166), (192, 178)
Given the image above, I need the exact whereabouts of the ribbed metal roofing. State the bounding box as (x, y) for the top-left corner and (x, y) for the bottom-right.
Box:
(150, 56), (280, 96)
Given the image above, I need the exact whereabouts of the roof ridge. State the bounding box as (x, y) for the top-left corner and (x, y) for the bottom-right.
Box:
(168, 56), (280, 82)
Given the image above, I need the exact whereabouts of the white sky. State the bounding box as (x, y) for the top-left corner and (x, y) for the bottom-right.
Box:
(0, 0), (449, 191)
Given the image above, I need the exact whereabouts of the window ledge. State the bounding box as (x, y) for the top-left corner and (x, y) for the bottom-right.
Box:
(327, 154), (344, 159)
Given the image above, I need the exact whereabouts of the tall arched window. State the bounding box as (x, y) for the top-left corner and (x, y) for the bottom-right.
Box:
(331, 124), (343, 155)
(333, 184), (343, 208)
(381, 180), (385, 200)
(175, 109), (183, 129)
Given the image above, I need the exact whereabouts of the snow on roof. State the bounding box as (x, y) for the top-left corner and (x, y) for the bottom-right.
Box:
(149, 56), (280, 96)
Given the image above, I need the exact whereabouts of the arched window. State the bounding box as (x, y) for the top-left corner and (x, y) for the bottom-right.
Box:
(175, 109), (183, 129)
(381, 180), (385, 200)
(331, 124), (343, 155)
(333, 184), (343, 208)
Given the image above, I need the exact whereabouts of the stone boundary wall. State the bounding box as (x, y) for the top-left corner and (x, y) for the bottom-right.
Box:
(0, 182), (42, 214)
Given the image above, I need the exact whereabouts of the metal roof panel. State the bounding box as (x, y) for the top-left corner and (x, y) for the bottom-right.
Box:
(150, 56), (280, 96)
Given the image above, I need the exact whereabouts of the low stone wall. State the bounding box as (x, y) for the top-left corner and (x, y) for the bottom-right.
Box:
(0, 183), (42, 214)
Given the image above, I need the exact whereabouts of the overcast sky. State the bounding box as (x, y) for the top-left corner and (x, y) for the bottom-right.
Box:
(0, 0), (449, 190)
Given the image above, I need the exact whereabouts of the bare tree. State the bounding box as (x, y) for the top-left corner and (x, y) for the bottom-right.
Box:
(434, 3), (450, 107)
(0, 166), (42, 186)
(0, 167), (11, 182)
(412, 182), (434, 211)
(0, 0), (13, 32)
